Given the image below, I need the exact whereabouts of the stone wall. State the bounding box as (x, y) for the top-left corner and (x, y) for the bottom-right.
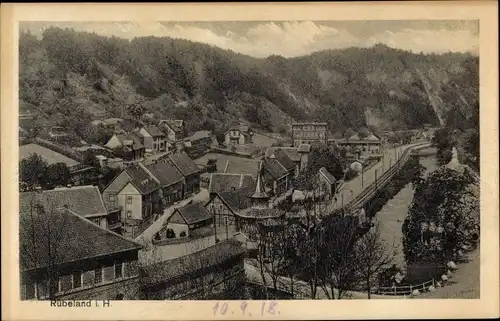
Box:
(57, 276), (141, 300)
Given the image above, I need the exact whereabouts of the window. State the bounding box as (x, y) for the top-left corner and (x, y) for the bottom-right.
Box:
(115, 262), (123, 279)
(50, 279), (59, 295)
(94, 267), (103, 284)
(127, 210), (132, 218)
(109, 194), (115, 201)
(127, 196), (133, 204)
(73, 271), (82, 288)
(24, 283), (35, 300)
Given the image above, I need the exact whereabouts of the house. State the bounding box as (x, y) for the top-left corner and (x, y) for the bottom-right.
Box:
(262, 151), (295, 196)
(19, 185), (119, 232)
(141, 239), (246, 300)
(159, 119), (185, 141)
(291, 122), (328, 147)
(208, 173), (255, 196)
(19, 207), (142, 300)
(92, 118), (124, 128)
(160, 202), (214, 240)
(137, 126), (170, 153)
(102, 156), (196, 237)
(264, 144), (311, 173)
(105, 133), (145, 162)
(166, 152), (202, 197)
(318, 167), (337, 199)
(334, 132), (382, 159)
(224, 124), (253, 145)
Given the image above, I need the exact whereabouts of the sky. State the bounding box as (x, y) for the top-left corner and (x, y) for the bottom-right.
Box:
(20, 20), (479, 58)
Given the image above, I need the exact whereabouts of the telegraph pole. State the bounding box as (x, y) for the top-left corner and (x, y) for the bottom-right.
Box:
(375, 169), (378, 189)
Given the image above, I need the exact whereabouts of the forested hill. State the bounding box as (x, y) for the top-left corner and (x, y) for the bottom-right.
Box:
(20, 27), (479, 136)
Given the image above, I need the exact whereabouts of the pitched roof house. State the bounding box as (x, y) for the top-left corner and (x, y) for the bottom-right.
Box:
(208, 173), (255, 195)
(224, 124), (253, 145)
(19, 207), (142, 300)
(20, 185), (111, 230)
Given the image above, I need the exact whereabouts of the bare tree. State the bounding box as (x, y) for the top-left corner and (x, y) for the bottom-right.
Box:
(356, 221), (397, 299)
(19, 194), (70, 300)
(317, 212), (361, 300)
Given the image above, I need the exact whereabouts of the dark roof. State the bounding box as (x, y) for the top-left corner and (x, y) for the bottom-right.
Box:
(217, 186), (254, 212)
(124, 164), (160, 195)
(208, 173), (255, 194)
(224, 158), (261, 178)
(168, 152), (201, 176)
(273, 149), (296, 171)
(143, 126), (166, 137)
(265, 147), (301, 162)
(19, 208), (142, 271)
(141, 239), (246, 286)
(264, 158), (289, 179)
(173, 202), (213, 225)
(117, 133), (144, 151)
(145, 162), (184, 187)
(20, 186), (107, 218)
(162, 119), (184, 132)
(319, 167), (337, 184)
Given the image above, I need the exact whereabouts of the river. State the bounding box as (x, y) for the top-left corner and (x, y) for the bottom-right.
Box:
(374, 153), (439, 269)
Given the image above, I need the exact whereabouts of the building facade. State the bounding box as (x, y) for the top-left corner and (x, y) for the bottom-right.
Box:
(224, 125), (253, 145)
(19, 208), (142, 301)
(291, 122), (328, 146)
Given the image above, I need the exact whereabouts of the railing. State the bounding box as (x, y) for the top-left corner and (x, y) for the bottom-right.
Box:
(373, 279), (436, 296)
(343, 142), (431, 213)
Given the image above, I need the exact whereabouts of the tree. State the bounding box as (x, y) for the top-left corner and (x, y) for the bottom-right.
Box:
(356, 221), (396, 299)
(19, 195), (70, 300)
(403, 167), (479, 265)
(294, 145), (345, 190)
(19, 153), (48, 191)
(41, 163), (71, 189)
(317, 213), (362, 299)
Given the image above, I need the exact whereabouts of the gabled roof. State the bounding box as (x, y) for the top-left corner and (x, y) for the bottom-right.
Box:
(216, 186), (255, 212)
(264, 158), (289, 179)
(208, 173), (255, 194)
(171, 202), (212, 225)
(265, 147), (301, 162)
(116, 133), (144, 151)
(145, 162), (184, 187)
(223, 158), (261, 179)
(142, 126), (166, 137)
(20, 186), (107, 218)
(124, 164), (160, 195)
(272, 149), (296, 171)
(348, 133), (361, 140)
(160, 120), (184, 133)
(19, 208), (142, 271)
(168, 152), (201, 176)
(319, 167), (337, 185)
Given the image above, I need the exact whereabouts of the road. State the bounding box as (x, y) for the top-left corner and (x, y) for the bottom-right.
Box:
(332, 142), (429, 211)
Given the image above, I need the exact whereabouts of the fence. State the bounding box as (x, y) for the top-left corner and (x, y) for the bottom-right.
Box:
(344, 142), (430, 213)
(373, 279), (436, 296)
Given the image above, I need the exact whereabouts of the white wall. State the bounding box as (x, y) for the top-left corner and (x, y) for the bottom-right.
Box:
(167, 223), (189, 238)
(117, 183), (142, 220)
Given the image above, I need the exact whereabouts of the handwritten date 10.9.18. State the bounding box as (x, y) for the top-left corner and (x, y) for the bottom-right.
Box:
(213, 301), (279, 317)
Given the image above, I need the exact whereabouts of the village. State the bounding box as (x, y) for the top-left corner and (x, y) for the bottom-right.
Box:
(19, 106), (442, 301)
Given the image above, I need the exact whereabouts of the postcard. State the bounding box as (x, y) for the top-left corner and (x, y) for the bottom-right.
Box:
(1, 1), (498, 320)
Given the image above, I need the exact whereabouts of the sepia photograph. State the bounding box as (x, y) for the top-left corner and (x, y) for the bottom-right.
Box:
(2, 2), (498, 320)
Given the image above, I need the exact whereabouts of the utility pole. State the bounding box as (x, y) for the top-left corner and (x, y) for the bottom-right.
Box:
(212, 206), (218, 243)
(361, 167), (364, 188)
(375, 169), (378, 189)
(225, 217), (229, 240)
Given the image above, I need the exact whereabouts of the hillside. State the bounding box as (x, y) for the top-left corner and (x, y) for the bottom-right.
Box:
(19, 27), (479, 139)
